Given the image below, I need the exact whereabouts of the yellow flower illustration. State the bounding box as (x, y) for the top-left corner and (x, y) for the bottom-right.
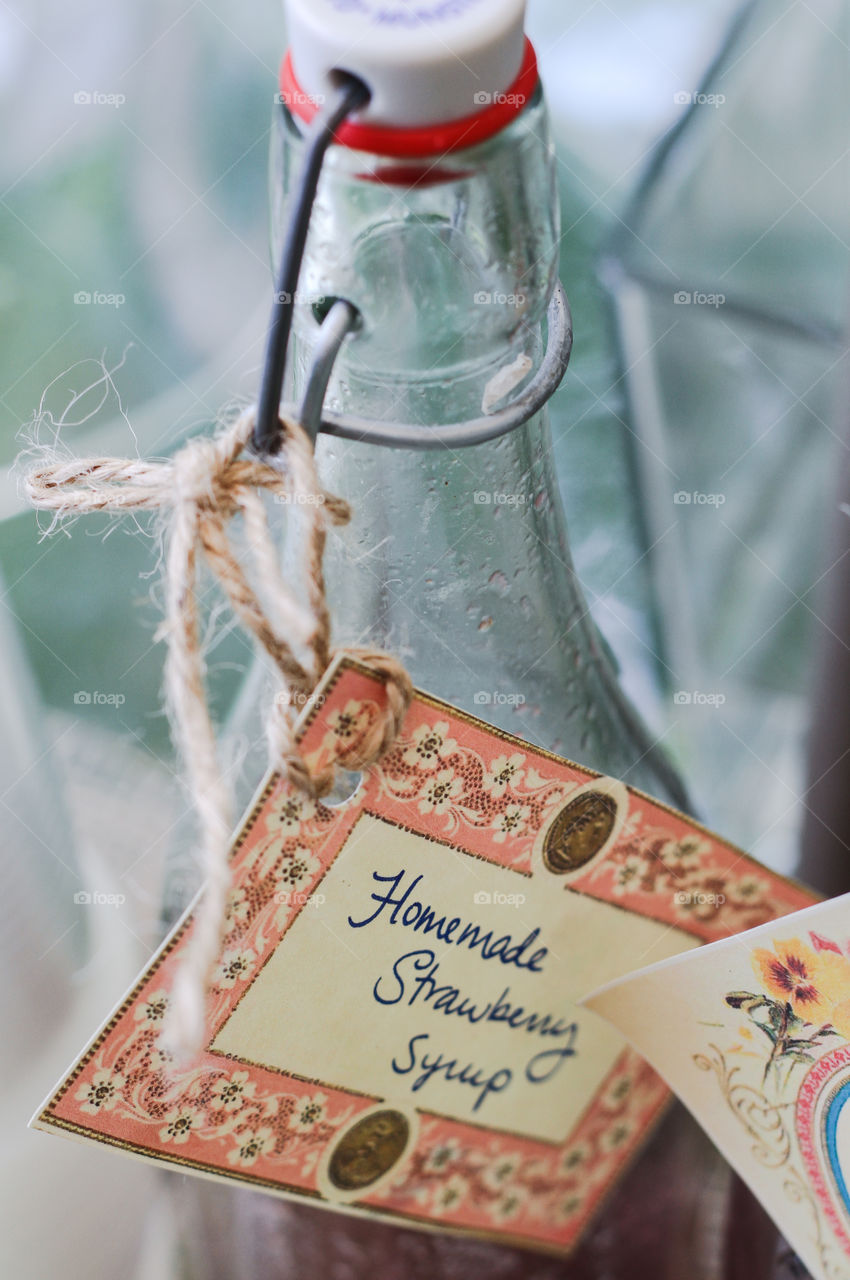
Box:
(751, 938), (850, 1025)
(728, 933), (850, 1085)
(831, 999), (850, 1039)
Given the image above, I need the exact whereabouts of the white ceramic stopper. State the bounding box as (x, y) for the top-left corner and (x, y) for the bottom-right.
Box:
(284, 0), (527, 128)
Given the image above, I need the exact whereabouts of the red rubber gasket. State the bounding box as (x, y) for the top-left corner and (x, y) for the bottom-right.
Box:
(279, 37), (538, 158)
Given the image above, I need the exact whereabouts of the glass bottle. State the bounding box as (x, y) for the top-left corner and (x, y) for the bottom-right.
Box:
(236, 54), (690, 815)
(206, 4), (778, 1278)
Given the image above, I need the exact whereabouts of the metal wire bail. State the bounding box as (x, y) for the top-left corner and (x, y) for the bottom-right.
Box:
(254, 76), (573, 456)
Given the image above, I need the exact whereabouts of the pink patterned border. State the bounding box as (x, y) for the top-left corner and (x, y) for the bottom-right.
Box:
(797, 1044), (850, 1258)
(39, 658), (813, 1254)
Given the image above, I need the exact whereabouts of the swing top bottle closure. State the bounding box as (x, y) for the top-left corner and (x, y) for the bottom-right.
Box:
(281, 0), (539, 153)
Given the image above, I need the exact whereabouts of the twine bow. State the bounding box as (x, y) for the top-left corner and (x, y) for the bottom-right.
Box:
(25, 408), (412, 1058)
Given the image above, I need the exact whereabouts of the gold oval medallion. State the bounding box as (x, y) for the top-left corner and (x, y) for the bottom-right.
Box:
(543, 790), (618, 875)
(327, 1109), (410, 1192)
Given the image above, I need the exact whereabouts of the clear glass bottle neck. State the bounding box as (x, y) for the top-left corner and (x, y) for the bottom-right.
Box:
(268, 95), (686, 807)
(273, 87), (559, 416)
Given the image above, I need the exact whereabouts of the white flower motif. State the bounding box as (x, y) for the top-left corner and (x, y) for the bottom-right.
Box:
(433, 1174), (468, 1214)
(273, 849), (322, 927)
(323, 700), (370, 751)
(212, 1070), (257, 1113)
(488, 1186), (527, 1222)
(491, 803), (529, 844)
(481, 1152), (520, 1192)
(482, 753), (525, 799)
(214, 948), (257, 989)
(422, 1139), (461, 1174)
(133, 989), (169, 1029)
(673, 883), (725, 922)
(612, 854), (648, 896)
(658, 835), (710, 872)
(76, 1068), (125, 1115)
(601, 1072), (634, 1112)
(402, 722), (457, 773)
(227, 1125), (275, 1167)
(555, 1191), (584, 1224)
(267, 794), (317, 840)
(291, 1092), (327, 1133)
(417, 769), (464, 816)
(600, 1117), (633, 1153)
(159, 1105), (203, 1145)
(727, 874), (767, 907)
(275, 846), (321, 893)
(559, 1141), (590, 1174)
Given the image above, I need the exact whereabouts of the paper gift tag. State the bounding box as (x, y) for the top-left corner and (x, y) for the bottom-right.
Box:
(33, 655), (814, 1255)
(583, 894), (850, 1280)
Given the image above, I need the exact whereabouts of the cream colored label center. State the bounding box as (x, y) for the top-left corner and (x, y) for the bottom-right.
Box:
(214, 812), (695, 1143)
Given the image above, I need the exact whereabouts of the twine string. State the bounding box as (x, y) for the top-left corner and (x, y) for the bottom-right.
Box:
(25, 408), (412, 1058)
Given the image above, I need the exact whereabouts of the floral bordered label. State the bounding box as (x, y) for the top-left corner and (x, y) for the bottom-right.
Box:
(34, 655), (814, 1256)
(584, 895), (850, 1280)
